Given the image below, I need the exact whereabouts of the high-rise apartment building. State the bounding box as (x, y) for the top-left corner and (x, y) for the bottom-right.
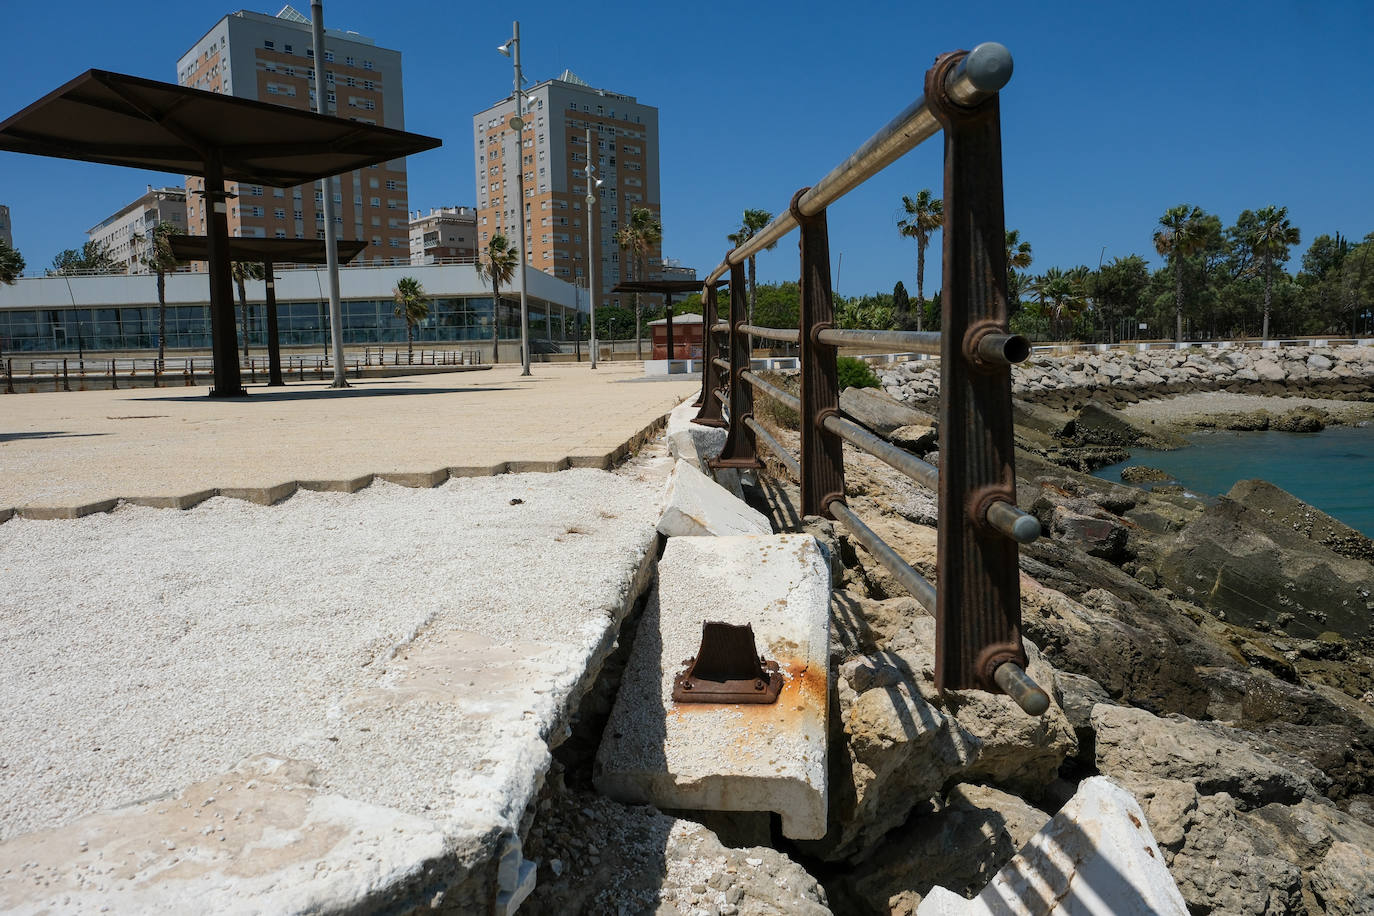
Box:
(176, 7), (410, 264)
(87, 186), (188, 274)
(408, 207), (477, 264)
(473, 70), (661, 310)
(0, 204), (11, 248)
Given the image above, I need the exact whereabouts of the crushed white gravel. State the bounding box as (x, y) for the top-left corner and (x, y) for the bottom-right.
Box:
(0, 464), (668, 842)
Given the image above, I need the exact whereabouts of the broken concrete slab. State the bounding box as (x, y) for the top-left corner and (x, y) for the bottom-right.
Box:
(595, 534), (831, 840)
(917, 776), (1188, 916)
(841, 386), (936, 438)
(665, 398), (727, 472)
(657, 459), (772, 538)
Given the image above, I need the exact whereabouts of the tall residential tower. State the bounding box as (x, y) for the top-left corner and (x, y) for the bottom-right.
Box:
(473, 71), (661, 310)
(176, 7), (411, 263)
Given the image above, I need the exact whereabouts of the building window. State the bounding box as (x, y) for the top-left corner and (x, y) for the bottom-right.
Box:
(284, 44), (293, 54)
(324, 51), (334, 62)
(345, 56), (355, 66)
(274, 208), (286, 219)
(275, 229), (286, 238)
(363, 59), (374, 70)
(264, 40), (275, 50)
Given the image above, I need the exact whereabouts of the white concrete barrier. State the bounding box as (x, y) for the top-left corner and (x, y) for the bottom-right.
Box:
(595, 534), (831, 840)
(917, 777), (1188, 916)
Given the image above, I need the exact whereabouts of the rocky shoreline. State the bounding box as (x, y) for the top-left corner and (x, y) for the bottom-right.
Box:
(523, 366), (1374, 915)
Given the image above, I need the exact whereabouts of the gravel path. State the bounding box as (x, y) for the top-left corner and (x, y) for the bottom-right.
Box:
(0, 464), (667, 841)
(1118, 392), (1374, 429)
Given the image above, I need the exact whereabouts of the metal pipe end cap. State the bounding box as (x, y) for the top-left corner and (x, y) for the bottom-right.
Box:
(965, 42), (1014, 92)
(1012, 514), (1042, 543)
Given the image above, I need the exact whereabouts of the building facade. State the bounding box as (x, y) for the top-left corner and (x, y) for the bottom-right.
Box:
(472, 71), (662, 311)
(0, 262), (582, 355)
(409, 207), (478, 264)
(86, 187), (188, 274)
(176, 7), (411, 263)
(0, 204), (11, 248)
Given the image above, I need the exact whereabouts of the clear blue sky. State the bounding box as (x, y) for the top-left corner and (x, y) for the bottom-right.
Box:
(2, 0), (1371, 296)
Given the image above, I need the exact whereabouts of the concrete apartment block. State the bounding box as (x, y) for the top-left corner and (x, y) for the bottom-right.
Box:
(0, 203), (11, 248)
(595, 534), (831, 840)
(918, 777), (1189, 916)
(408, 206), (477, 264)
(472, 70), (661, 310)
(86, 186), (187, 273)
(176, 7), (411, 264)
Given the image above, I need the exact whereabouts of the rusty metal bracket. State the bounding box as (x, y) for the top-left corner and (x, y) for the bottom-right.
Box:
(672, 621), (783, 705)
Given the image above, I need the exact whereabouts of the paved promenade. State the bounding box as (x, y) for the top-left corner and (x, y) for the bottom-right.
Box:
(0, 363), (698, 914)
(0, 361), (697, 512)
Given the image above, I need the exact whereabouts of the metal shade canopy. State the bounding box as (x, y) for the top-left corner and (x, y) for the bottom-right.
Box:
(0, 70), (440, 186)
(167, 236), (369, 264)
(0, 69), (442, 396)
(167, 236), (369, 389)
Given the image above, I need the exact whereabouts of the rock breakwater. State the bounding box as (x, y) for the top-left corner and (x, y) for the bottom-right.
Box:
(880, 344), (1374, 410)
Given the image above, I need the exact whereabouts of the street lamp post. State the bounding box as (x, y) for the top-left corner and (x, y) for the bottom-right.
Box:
(498, 22), (532, 377)
(585, 127), (602, 369)
(310, 0), (348, 388)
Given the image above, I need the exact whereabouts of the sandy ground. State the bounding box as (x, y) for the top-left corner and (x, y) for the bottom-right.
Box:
(0, 362), (698, 510)
(1117, 391), (1374, 429)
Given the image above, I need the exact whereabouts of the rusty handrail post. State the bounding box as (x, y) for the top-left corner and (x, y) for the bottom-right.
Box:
(927, 49), (1029, 700)
(692, 282), (727, 426)
(709, 261), (763, 471)
(793, 188), (845, 519)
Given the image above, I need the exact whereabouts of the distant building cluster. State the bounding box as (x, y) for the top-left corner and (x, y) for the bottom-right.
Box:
(3, 5), (686, 353)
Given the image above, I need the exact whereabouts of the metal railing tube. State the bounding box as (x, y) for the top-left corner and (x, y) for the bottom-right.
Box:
(822, 413), (939, 491)
(745, 418), (801, 478)
(741, 370), (800, 413)
(993, 661), (1051, 717)
(741, 324), (800, 344)
(712, 357), (731, 373)
(829, 500), (937, 613)
(974, 331), (1032, 366)
(986, 499), (1042, 544)
(705, 41), (1012, 285)
(712, 322), (730, 335)
(816, 328), (943, 354)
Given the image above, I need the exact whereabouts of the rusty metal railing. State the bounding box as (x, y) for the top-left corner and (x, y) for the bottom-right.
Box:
(692, 42), (1049, 716)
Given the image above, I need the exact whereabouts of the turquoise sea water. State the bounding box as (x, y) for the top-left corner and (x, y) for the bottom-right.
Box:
(1092, 424), (1374, 537)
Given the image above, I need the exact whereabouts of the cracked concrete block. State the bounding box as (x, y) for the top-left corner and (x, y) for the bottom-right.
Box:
(658, 460), (771, 538)
(595, 534), (830, 840)
(665, 398), (727, 471)
(19, 499), (118, 520)
(376, 469), (450, 488)
(298, 475), (375, 493)
(125, 490), (219, 510)
(218, 482), (298, 505)
(448, 463), (509, 478)
(507, 459), (570, 474)
(917, 776), (1188, 915)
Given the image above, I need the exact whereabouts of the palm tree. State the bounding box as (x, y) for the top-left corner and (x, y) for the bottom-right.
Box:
(1005, 229), (1033, 315)
(726, 208), (775, 328)
(1032, 267), (1087, 340)
(897, 190), (944, 331)
(0, 240), (23, 285)
(231, 261), (266, 359)
(614, 207), (663, 360)
(1153, 204), (1208, 342)
(1248, 206), (1301, 340)
(392, 276), (430, 364)
(137, 222), (183, 365)
(476, 233), (518, 363)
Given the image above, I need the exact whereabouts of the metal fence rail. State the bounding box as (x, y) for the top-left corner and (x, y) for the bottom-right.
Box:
(692, 42), (1049, 716)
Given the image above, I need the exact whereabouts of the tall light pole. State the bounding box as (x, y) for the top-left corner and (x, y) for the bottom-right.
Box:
(585, 127), (602, 369)
(498, 23), (532, 376)
(310, 0), (348, 388)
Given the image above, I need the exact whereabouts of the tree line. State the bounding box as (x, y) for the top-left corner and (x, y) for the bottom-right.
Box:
(671, 195), (1374, 343)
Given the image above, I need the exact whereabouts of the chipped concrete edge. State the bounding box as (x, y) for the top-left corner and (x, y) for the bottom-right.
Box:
(0, 410), (676, 524)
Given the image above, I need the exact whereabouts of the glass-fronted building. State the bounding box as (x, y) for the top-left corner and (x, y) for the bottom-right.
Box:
(0, 262), (583, 353)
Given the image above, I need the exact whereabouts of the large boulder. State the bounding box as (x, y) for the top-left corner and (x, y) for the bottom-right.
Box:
(1091, 704), (1327, 807)
(1160, 497), (1374, 639)
(1226, 478), (1374, 563)
(827, 784), (1050, 915)
(840, 386), (937, 439)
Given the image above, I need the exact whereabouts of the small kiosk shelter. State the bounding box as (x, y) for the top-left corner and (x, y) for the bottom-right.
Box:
(0, 69), (440, 396)
(169, 236), (367, 386)
(610, 279), (707, 362)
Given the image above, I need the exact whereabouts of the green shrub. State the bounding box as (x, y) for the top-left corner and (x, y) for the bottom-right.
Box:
(837, 356), (881, 390)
